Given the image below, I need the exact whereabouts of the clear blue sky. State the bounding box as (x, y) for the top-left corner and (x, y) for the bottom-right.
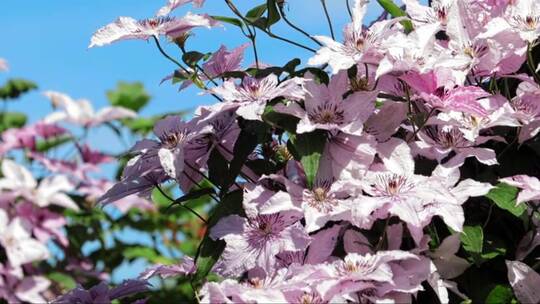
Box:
(1, 0), (398, 283)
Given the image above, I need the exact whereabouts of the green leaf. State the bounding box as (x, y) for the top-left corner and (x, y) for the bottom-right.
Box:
(288, 130), (327, 188)
(182, 51), (207, 67)
(0, 112), (27, 132)
(207, 149), (229, 188)
(376, 0), (414, 33)
(35, 135), (72, 152)
(47, 272), (77, 291)
(168, 188), (216, 210)
(192, 191), (244, 288)
(486, 183), (526, 217)
(211, 15), (244, 28)
(485, 285), (516, 304)
(106, 81), (150, 112)
(123, 246), (173, 264)
(266, 0), (281, 28)
(0, 78), (37, 100)
(461, 225), (483, 254)
(262, 105), (299, 133)
(245, 3), (267, 22)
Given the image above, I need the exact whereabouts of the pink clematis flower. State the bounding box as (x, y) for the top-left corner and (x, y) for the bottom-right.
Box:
(400, 69), (490, 117)
(43, 91), (136, 127)
(411, 125), (499, 168)
(170, 43), (249, 91)
(0, 265), (51, 304)
(275, 71), (377, 135)
(506, 260), (540, 304)
(309, 0), (401, 73)
(208, 74), (305, 121)
(358, 139), (490, 243)
(499, 0), (540, 43)
(511, 78), (540, 142)
(156, 0), (206, 16)
(16, 201), (69, 247)
(99, 115), (206, 204)
(0, 210), (49, 267)
(210, 192), (311, 277)
(0, 159), (79, 210)
(90, 13), (217, 48)
(139, 256), (196, 280)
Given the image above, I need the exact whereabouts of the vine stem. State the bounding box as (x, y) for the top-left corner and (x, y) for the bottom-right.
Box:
(224, 0), (317, 53)
(278, 5), (322, 46)
(320, 0), (335, 40)
(156, 185), (208, 224)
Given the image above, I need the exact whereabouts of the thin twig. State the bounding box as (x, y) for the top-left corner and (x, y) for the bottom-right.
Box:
(152, 36), (190, 74)
(224, 0), (317, 53)
(278, 6), (322, 46)
(156, 185), (208, 224)
(320, 0), (335, 40)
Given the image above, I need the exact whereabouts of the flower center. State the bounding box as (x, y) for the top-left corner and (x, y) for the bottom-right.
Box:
(309, 103), (345, 125)
(373, 174), (413, 197)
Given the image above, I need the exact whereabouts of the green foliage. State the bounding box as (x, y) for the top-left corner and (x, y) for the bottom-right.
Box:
(0, 111), (27, 132)
(288, 130), (327, 188)
(0, 78), (37, 100)
(106, 81), (150, 112)
(486, 183), (526, 217)
(35, 135), (72, 152)
(485, 285), (517, 304)
(376, 0), (414, 32)
(210, 15), (244, 28)
(460, 226), (506, 265)
(192, 190), (244, 288)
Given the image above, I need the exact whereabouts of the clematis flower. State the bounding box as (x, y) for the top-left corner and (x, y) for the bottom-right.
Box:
(0, 121), (66, 156)
(52, 279), (150, 304)
(207, 74), (305, 121)
(16, 201), (69, 247)
(403, 0), (455, 29)
(499, 0), (540, 43)
(506, 260), (540, 304)
(309, 0), (402, 73)
(99, 115), (206, 204)
(177, 107), (241, 191)
(170, 43), (249, 91)
(411, 125), (499, 168)
(400, 69), (490, 117)
(436, 1), (526, 82)
(210, 195), (311, 276)
(0, 265), (51, 304)
(0, 159), (79, 210)
(139, 256), (196, 280)
(355, 138), (490, 243)
(511, 78), (540, 142)
(436, 94), (520, 142)
(315, 251), (423, 301)
(156, 0), (206, 16)
(0, 209), (49, 267)
(89, 13), (217, 48)
(43, 91), (136, 127)
(275, 71), (376, 135)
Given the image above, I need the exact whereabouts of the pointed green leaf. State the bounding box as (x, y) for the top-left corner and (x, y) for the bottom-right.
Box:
(486, 183), (526, 217)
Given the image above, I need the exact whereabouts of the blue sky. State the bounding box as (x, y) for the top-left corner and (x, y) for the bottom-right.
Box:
(1, 0), (394, 282)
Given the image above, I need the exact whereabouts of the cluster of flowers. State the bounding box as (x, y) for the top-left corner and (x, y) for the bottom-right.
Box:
(0, 63), (156, 302)
(51, 0), (540, 302)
